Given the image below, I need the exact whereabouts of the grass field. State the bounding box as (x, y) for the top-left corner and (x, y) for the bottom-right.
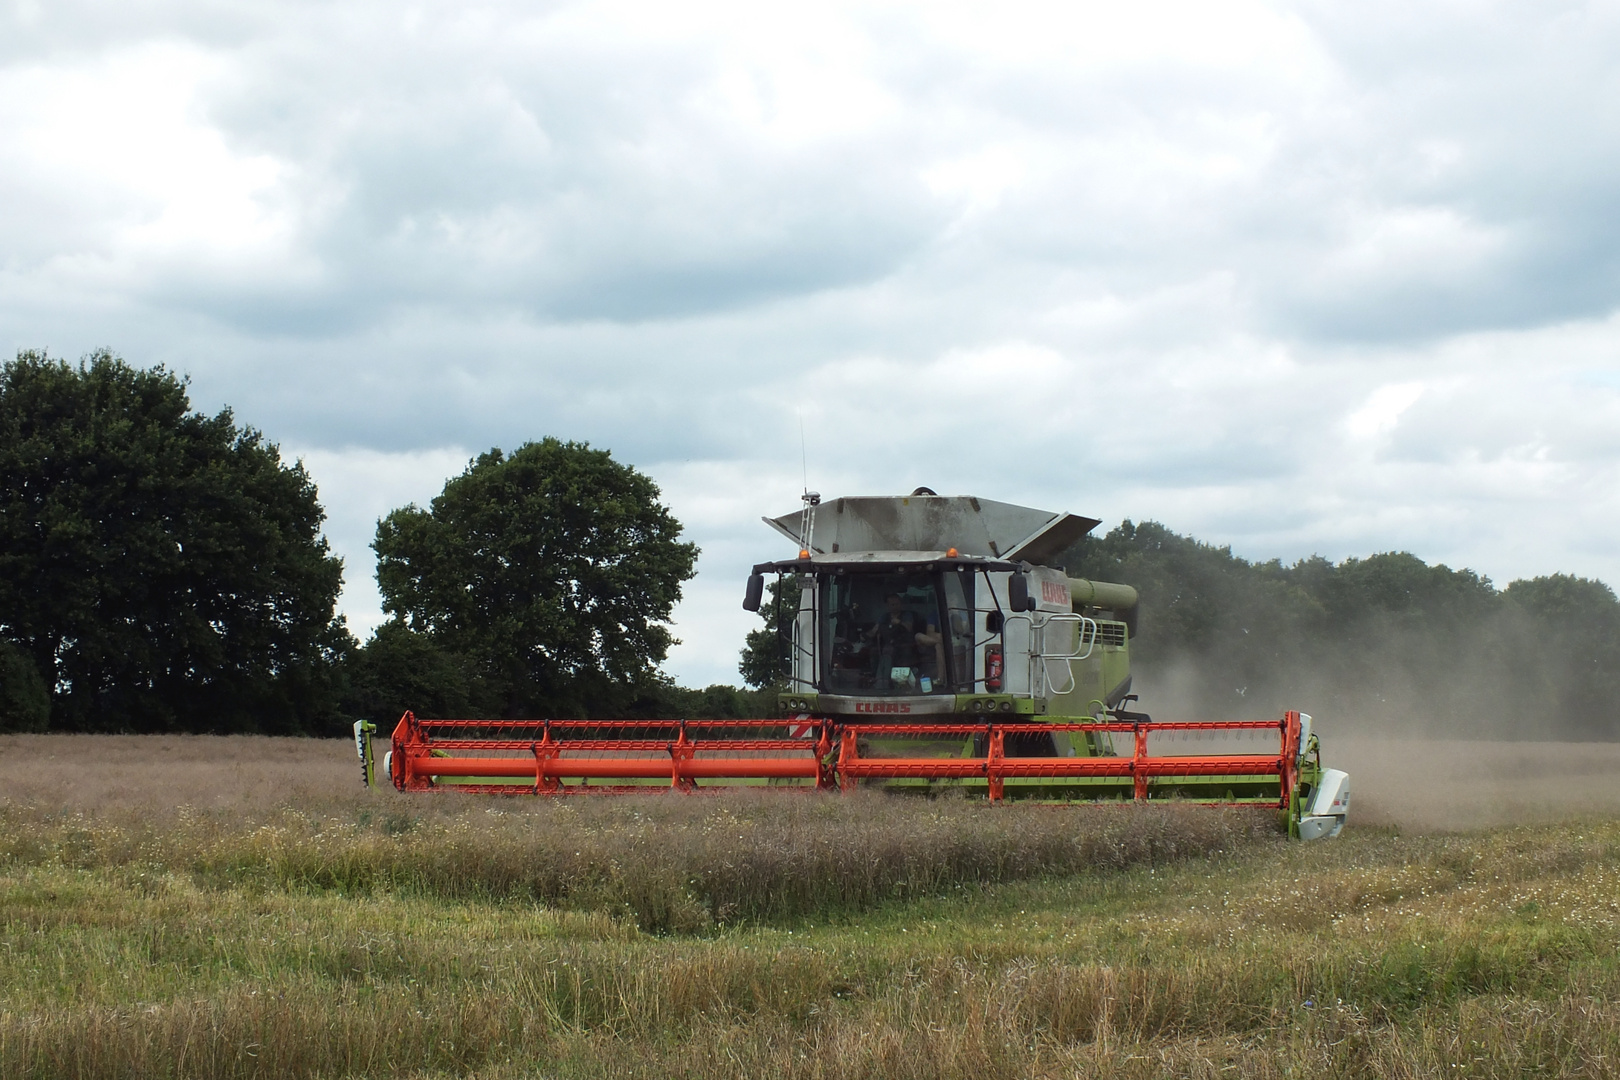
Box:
(3, 734), (1620, 1078)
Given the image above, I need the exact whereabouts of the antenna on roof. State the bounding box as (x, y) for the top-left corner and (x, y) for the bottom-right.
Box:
(797, 415), (819, 556)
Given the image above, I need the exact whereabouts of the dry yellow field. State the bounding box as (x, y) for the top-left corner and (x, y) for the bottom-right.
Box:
(0, 733), (360, 814)
(4, 731), (1615, 829)
(3, 732), (1620, 1079)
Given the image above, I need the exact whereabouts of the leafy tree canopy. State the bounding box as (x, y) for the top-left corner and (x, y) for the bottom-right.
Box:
(372, 438), (698, 717)
(0, 351), (349, 733)
(738, 577), (801, 690)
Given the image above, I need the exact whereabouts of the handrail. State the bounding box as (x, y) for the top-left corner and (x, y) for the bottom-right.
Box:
(1029, 612), (1092, 696)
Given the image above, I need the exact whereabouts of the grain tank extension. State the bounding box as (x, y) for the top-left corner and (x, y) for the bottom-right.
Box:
(359, 491), (1350, 839)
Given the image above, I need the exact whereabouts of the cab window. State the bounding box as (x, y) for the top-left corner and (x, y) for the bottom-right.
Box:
(820, 572), (966, 695)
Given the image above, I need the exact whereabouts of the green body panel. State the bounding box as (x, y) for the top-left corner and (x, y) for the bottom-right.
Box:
(1043, 618), (1133, 718)
(353, 720), (378, 789)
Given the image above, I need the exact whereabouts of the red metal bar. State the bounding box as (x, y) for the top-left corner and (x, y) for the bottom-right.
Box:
(421, 739), (811, 752)
(412, 718), (800, 732)
(410, 754), (822, 780)
(986, 728), (1005, 801)
(1280, 709), (1301, 815)
(831, 712), (1298, 805)
(533, 728), (559, 793)
(814, 725), (836, 790)
(838, 756), (1283, 779)
(1133, 725), (1149, 801)
(388, 711), (1301, 800)
(834, 720), (1283, 735)
(837, 728), (859, 793)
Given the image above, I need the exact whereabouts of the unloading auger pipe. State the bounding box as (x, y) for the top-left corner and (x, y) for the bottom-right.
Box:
(1068, 577), (1138, 612)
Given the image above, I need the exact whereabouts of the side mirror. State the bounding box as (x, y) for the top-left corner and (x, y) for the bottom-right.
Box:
(985, 611), (1003, 634)
(743, 573), (765, 612)
(1008, 572), (1036, 613)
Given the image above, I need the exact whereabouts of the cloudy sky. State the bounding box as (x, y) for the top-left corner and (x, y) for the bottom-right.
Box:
(5, 0), (1620, 687)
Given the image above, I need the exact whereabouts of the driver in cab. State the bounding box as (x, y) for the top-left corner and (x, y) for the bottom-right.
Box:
(865, 593), (941, 690)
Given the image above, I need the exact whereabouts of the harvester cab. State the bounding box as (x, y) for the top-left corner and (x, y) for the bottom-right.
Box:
(749, 492), (1139, 732)
(360, 490), (1350, 840)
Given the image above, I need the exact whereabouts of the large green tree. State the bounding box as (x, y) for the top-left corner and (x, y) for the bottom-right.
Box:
(372, 439), (699, 716)
(0, 351), (349, 733)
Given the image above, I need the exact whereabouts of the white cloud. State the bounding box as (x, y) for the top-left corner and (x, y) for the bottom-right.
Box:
(1346, 381), (1425, 439)
(1321, 206), (1509, 292)
(0, 42), (300, 276)
(289, 445), (472, 635)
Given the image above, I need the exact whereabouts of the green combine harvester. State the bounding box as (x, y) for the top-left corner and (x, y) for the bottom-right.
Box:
(359, 490), (1350, 839)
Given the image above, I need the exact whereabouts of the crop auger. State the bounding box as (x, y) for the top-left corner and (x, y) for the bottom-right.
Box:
(356, 491), (1350, 839)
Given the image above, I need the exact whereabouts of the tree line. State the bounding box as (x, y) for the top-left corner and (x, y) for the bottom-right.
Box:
(0, 352), (764, 735)
(1058, 523), (1620, 738)
(3, 352), (1616, 738)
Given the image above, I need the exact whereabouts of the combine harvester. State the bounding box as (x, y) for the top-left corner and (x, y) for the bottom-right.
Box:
(356, 492), (1350, 839)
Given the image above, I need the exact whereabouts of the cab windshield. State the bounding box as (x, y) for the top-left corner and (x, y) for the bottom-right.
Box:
(818, 570), (975, 695)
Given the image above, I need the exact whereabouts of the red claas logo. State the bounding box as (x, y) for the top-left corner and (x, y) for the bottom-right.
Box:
(855, 701), (912, 713)
(1042, 580), (1068, 605)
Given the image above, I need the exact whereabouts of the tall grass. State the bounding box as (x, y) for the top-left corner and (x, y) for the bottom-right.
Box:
(5, 836), (1620, 1080)
(0, 792), (1266, 931)
(6, 741), (1620, 1078)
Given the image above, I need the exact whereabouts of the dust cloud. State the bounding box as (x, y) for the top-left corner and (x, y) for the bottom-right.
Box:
(1131, 648), (1620, 832)
(1132, 592), (1619, 744)
(1326, 737), (1620, 832)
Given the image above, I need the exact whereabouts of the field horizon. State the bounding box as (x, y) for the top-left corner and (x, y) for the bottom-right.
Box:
(6, 730), (1619, 831)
